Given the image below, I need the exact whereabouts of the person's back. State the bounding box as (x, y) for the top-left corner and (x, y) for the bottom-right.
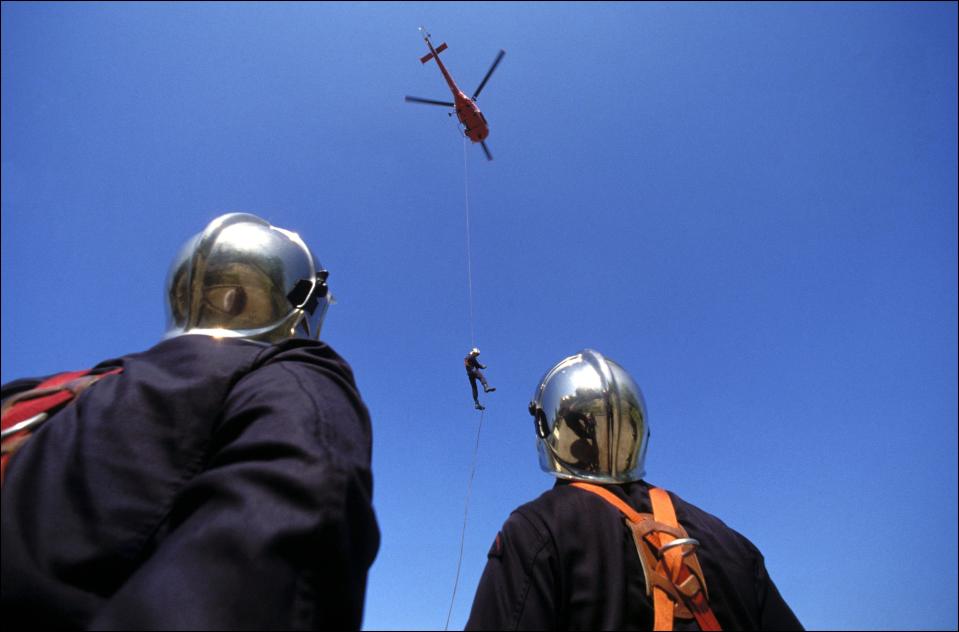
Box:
(468, 480), (798, 630)
(466, 349), (801, 631)
(1, 213), (379, 630)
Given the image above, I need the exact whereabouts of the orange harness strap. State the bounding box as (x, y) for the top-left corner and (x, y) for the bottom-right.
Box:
(571, 482), (722, 631)
(570, 480), (643, 520)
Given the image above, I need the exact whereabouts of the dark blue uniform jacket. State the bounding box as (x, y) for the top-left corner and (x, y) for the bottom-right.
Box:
(1, 335), (378, 630)
(466, 480), (802, 631)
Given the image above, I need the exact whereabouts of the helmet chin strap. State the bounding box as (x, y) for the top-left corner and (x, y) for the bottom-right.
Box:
(287, 270), (332, 341)
(296, 313), (313, 339)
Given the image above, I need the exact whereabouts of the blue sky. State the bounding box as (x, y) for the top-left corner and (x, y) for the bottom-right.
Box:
(2, 2), (956, 630)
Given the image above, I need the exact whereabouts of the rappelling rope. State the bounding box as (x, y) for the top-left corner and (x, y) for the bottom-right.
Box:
(445, 116), (477, 349)
(462, 134), (476, 349)
(443, 121), (483, 631)
(445, 408), (485, 630)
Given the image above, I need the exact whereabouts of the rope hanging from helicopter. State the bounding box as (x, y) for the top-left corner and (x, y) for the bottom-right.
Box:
(462, 131), (476, 349)
(403, 30), (505, 629)
(440, 112), (479, 347)
(444, 116), (484, 632)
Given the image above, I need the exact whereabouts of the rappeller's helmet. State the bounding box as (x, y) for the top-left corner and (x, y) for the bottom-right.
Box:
(164, 213), (332, 343)
(527, 349), (650, 484)
(470, 348), (481, 356)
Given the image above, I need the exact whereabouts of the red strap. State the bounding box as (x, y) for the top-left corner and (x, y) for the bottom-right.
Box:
(1, 368), (122, 485)
(1, 370), (91, 430)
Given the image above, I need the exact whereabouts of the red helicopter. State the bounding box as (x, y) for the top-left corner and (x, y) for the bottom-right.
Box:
(406, 29), (505, 161)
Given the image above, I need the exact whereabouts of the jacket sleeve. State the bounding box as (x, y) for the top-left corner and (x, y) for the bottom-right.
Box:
(88, 358), (379, 631)
(756, 556), (804, 630)
(465, 511), (558, 631)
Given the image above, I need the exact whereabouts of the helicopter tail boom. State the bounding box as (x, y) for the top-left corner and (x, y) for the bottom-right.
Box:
(420, 42), (448, 64)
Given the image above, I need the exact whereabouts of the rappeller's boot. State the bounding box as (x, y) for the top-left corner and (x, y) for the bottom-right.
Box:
(474, 402), (486, 410)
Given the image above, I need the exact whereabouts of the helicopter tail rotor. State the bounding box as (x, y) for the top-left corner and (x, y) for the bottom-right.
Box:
(420, 41), (448, 64)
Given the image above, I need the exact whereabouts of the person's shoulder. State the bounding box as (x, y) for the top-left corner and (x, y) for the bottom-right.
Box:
(513, 482), (574, 514)
(262, 338), (354, 369)
(221, 339), (371, 457)
(240, 339), (370, 430)
(2, 336), (268, 398)
(662, 487), (765, 559)
(511, 481), (624, 535)
(131, 336), (355, 383)
(118, 336), (363, 405)
(121, 334), (269, 370)
(495, 488), (567, 552)
(666, 487), (745, 531)
(253, 339), (363, 396)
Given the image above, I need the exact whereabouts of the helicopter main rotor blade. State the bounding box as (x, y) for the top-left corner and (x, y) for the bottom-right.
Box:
(480, 141), (493, 161)
(472, 49), (505, 100)
(405, 96), (455, 107)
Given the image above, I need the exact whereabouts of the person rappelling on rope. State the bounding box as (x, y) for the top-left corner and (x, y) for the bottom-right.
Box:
(464, 348), (495, 410)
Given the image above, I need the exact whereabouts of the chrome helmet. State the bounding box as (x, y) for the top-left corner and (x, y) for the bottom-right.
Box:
(528, 349), (649, 484)
(164, 213), (332, 343)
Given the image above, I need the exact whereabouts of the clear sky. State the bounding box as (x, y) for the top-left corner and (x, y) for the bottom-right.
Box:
(2, 2), (956, 630)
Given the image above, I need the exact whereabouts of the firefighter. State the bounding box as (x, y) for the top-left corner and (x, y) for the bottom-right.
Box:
(1, 213), (379, 629)
(466, 349), (803, 630)
(465, 347), (495, 410)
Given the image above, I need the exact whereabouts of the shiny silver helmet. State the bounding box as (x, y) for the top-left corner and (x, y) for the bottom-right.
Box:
(164, 212), (332, 343)
(528, 349), (650, 484)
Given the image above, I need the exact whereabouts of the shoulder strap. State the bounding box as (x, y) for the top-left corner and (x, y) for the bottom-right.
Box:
(570, 479), (644, 521)
(1, 367), (123, 485)
(571, 481), (722, 631)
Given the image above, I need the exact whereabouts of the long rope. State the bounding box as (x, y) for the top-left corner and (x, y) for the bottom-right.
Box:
(443, 122), (483, 631)
(462, 134), (476, 348)
(445, 409), (485, 630)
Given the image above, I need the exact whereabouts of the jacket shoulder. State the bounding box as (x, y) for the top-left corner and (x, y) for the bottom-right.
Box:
(662, 487), (765, 560)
